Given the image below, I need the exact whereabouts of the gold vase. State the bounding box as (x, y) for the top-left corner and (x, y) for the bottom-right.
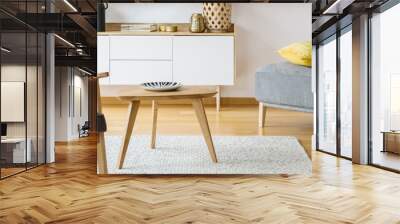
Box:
(202, 3), (232, 33)
(190, 13), (205, 33)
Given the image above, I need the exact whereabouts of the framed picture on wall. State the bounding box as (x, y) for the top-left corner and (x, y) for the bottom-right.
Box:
(1, 81), (25, 122)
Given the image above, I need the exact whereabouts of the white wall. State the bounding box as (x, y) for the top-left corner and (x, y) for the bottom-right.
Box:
(106, 3), (201, 23)
(1, 65), (39, 136)
(55, 67), (68, 141)
(228, 4), (311, 97)
(72, 74), (89, 137)
(2, 64), (47, 164)
(104, 3), (311, 97)
(55, 67), (89, 141)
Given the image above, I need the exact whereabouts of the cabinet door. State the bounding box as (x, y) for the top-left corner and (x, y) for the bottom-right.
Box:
(97, 36), (110, 84)
(109, 60), (173, 85)
(110, 36), (173, 60)
(173, 36), (234, 85)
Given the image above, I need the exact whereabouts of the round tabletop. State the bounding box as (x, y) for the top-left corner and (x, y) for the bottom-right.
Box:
(117, 87), (218, 101)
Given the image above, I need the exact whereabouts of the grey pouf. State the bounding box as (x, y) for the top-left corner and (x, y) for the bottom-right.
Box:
(255, 62), (313, 127)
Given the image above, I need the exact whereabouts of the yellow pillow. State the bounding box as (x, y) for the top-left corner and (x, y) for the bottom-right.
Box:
(277, 41), (312, 67)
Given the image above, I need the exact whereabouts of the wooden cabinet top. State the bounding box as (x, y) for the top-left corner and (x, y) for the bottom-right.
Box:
(98, 31), (235, 36)
(98, 23), (235, 36)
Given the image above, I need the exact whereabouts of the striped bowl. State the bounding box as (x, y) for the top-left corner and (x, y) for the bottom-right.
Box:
(141, 82), (182, 92)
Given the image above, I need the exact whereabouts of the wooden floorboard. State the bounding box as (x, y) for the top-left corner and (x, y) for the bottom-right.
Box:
(0, 105), (399, 223)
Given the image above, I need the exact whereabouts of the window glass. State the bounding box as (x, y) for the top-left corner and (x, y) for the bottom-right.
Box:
(1, 24), (28, 178)
(318, 36), (337, 154)
(340, 29), (352, 158)
(371, 3), (400, 171)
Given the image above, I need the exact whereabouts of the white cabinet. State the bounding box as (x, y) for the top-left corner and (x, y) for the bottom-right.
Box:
(97, 36), (110, 84)
(110, 60), (172, 84)
(99, 35), (234, 86)
(97, 36), (110, 73)
(173, 36), (234, 85)
(110, 36), (173, 60)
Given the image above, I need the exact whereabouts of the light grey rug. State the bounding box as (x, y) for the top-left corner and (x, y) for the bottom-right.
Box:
(105, 135), (311, 175)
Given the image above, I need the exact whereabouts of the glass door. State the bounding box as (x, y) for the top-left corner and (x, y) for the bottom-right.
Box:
(0, 1), (47, 179)
(0, 26), (28, 178)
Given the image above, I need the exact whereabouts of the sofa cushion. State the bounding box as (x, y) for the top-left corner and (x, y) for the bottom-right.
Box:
(277, 41), (312, 67)
(255, 62), (313, 112)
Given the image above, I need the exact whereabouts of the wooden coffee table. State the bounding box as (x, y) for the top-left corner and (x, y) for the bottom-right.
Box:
(116, 87), (218, 169)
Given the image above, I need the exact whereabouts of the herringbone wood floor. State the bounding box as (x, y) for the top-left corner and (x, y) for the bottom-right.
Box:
(1, 105), (400, 224)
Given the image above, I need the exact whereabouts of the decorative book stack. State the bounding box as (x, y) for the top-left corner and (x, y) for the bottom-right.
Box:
(120, 24), (158, 32)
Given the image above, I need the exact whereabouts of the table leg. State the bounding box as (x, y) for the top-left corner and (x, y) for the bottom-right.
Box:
(216, 86), (221, 112)
(192, 98), (218, 163)
(258, 102), (266, 128)
(97, 133), (108, 174)
(117, 101), (140, 169)
(151, 100), (158, 149)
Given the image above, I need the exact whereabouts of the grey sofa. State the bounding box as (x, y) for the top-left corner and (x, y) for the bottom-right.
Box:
(255, 62), (313, 127)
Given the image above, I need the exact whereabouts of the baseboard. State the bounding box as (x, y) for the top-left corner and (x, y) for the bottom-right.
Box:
(101, 97), (258, 106)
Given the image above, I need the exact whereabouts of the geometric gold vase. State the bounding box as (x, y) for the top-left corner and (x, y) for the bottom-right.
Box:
(202, 3), (232, 33)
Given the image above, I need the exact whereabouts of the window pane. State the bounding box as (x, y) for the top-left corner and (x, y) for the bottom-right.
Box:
(38, 33), (46, 165)
(27, 31), (38, 169)
(371, 4), (400, 171)
(340, 29), (352, 158)
(318, 37), (337, 154)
